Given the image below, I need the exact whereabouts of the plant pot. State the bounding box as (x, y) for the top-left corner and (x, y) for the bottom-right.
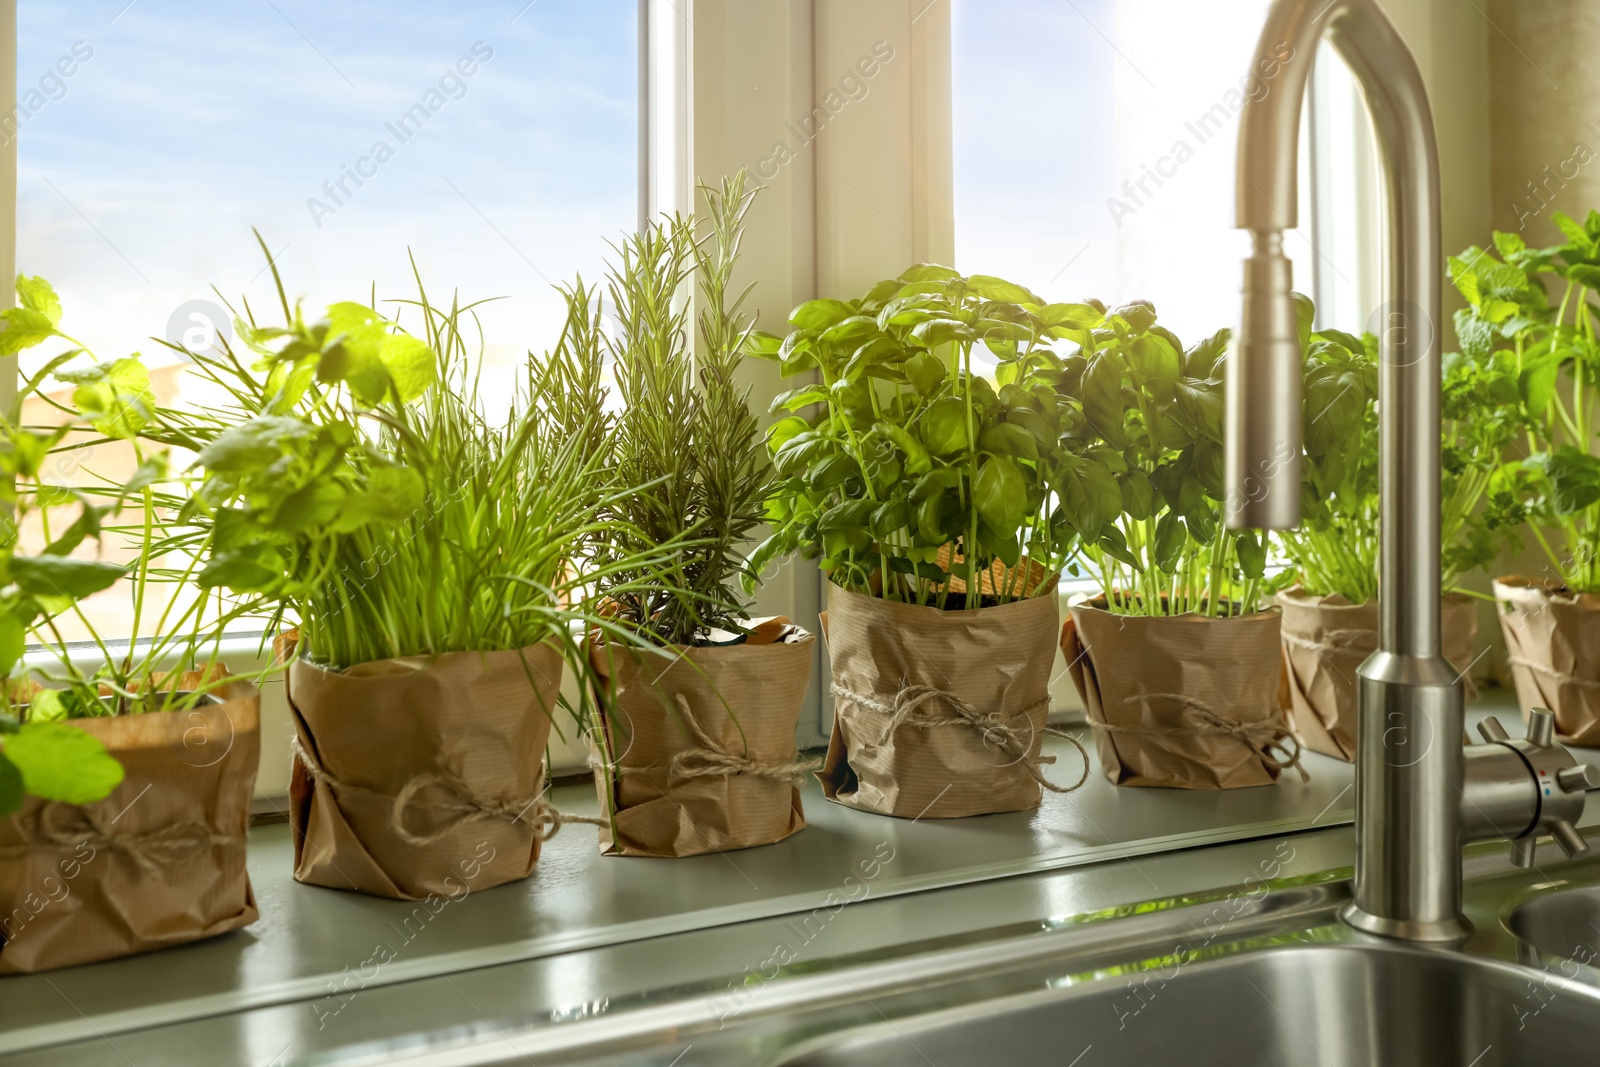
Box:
(588, 619), (815, 857)
(1494, 576), (1600, 746)
(0, 674), (260, 974)
(1063, 603), (1303, 789)
(820, 582), (1082, 819)
(1277, 587), (1480, 761)
(286, 639), (563, 900)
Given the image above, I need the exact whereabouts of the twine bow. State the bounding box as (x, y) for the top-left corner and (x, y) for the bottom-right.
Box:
(830, 682), (1090, 794)
(291, 736), (600, 847)
(1100, 693), (1309, 781)
(666, 694), (822, 785)
(0, 803), (242, 874)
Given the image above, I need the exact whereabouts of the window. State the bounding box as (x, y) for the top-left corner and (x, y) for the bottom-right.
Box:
(15, 0), (640, 640)
(951, 0), (1326, 344)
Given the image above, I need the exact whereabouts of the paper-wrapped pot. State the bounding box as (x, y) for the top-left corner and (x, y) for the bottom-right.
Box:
(1063, 602), (1303, 789)
(0, 675), (260, 974)
(1278, 587), (1480, 760)
(588, 618), (815, 857)
(287, 640), (562, 900)
(1495, 576), (1600, 745)
(820, 582), (1084, 819)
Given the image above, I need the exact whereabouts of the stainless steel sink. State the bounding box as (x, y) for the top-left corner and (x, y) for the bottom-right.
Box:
(371, 845), (1600, 1066)
(774, 943), (1600, 1067)
(1508, 882), (1600, 966)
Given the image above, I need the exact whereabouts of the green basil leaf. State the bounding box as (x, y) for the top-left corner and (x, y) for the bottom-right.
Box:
(974, 455), (1026, 533)
(920, 397), (971, 456)
(978, 422), (1039, 462)
(789, 298), (856, 331)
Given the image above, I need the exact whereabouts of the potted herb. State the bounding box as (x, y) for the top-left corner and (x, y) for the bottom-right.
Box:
(152, 250), (663, 900)
(1275, 305), (1507, 760)
(1058, 301), (1305, 789)
(1453, 213), (1600, 745)
(754, 265), (1093, 819)
(0, 277), (264, 972)
(579, 173), (818, 857)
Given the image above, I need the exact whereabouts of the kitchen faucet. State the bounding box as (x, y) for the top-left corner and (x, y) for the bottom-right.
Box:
(1226, 0), (1599, 941)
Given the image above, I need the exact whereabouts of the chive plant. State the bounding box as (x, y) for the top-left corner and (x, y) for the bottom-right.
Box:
(145, 242), (680, 678)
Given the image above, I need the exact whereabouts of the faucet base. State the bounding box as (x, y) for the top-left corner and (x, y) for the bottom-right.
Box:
(1347, 662), (1466, 942)
(1340, 902), (1473, 943)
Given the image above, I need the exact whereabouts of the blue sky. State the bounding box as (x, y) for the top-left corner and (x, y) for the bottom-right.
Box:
(952, 0), (1117, 308)
(17, 0), (637, 378)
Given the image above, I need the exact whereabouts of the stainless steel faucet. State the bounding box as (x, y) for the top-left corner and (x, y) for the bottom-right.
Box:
(1226, 0), (1596, 941)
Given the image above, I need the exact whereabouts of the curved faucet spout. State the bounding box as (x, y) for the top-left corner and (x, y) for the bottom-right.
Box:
(1226, 0), (1461, 942)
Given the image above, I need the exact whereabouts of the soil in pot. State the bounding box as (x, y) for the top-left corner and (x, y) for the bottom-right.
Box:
(1063, 601), (1304, 789)
(1278, 587), (1479, 760)
(0, 674), (260, 974)
(588, 618), (815, 857)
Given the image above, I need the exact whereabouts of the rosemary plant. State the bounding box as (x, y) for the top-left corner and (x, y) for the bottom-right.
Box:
(583, 172), (770, 646)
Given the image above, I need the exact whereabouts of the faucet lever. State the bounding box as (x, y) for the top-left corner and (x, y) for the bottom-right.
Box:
(1553, 820), (1589, 860)
(1527, 708), (1556, 748)
(1478, 717), (1510, 744)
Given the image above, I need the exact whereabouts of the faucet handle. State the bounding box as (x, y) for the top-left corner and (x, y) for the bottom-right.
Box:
(1479, 717), (1511, 744)
(1553, 820), (1590, 860)
(1558, 764), (1600, 793)
(1527, 708), (1556, 748)
(1511, 834), (1538, 868)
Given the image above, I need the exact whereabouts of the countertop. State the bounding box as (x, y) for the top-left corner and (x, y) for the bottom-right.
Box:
(1, 689), (1585, 1065)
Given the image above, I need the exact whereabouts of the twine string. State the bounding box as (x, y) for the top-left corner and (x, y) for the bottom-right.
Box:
(1099, 693), (1309, 782)
(830, 682), (1090, 794)
(0, 803), (241, 873)
(664, 693), (822, 785)
(291, 736), (599, 846)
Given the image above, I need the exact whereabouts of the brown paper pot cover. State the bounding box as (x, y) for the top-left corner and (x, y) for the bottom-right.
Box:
(1494, 576), (1600, 746)
(589, 627), (815, 857)
(288, 642), (561, 900)
(0, 676), (260, 974)
(821, 582), (1067, 818)
(1063, 603), (1296, 789)
(1278, 588), (1479, 761)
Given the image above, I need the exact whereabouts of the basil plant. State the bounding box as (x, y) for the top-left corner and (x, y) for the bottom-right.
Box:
(1278, 297), (1511, 604)
(750, 265), (1116, 609)
(1069, 300), (1276, 617)
(1451, 210), (1600, 592)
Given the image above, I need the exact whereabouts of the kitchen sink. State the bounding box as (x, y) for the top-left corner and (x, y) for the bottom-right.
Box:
(774, 943), (1600, 1067)
(363, 842), (1600, 1066)
(1507, 881), (1600, 966)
